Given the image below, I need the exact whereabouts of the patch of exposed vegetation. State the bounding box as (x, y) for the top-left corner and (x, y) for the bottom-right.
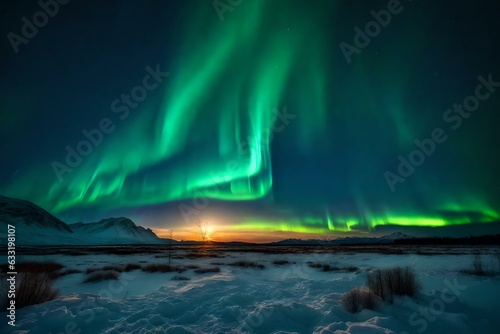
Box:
(84, 270), (120, 283)
(182, 264), (199, 270)
(194, 267), (221, 274)
(123, 263), (142, 272)
(229, 261), (265, 269)
(342, 287), (377, 313)
(308, 263), (358, 272)
(0, 261), (64, 309)
(460, 254), (498, 277)
(142, 264), (183, 273)
(366, 266), (420, 303)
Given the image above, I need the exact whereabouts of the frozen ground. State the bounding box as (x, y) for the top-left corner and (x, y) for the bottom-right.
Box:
(2, 246), (500, 334)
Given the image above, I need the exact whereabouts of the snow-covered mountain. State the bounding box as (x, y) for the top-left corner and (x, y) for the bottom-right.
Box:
(69, 218), (163, 244)
(0, 195), (78, 245)
(0, 195), (73, 233)
(0, 195), (166, 245)
(380, 232), (413, 240)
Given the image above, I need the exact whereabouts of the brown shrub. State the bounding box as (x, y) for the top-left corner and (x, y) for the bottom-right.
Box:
(123, 263), (142, 272)
(83, 270), (120, 283)
(194, 267), (220, 274)
(367, 266), (420, 303)
(0, 272), (59, 309)
(342, 287), (377, 313)
(142, 264), (180, 273)
(229, 261), (265, 269)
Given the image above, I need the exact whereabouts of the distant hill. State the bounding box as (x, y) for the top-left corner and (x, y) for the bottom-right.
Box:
(373, 222), (500, 238)
(270, 232), (414, 246)
(0, 195), (168, 245)
(69, 217), (170, 244)
(0, 195), (72, 233)
(393, 234), (500, 245)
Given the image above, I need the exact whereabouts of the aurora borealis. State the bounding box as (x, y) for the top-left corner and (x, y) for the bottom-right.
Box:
(1, 0), (500, 241)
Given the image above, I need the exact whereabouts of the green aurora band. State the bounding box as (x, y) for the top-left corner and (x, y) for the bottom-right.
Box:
(2, 0), (499, 234)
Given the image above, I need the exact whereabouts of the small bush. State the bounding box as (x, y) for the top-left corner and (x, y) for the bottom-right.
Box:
(172, 275), (190, 281)
(344, 266), (358, 272)
(473, 255), (484, 275)
(367, 266), (420, 302)
(322, 264), (338, 272)
(86, 267), (99, 274)
(142, 264), (181, 273)
(342, 287), (377, 313)
(460, 255), (495, 276)
(84, 270), (120, 283)
(229, 261), (265, 269)
(1, 272), (60, 309)
(102, 265), (124, 272)
(308, 263), (358, 272)
(194, 267), (221, 274)
(0, 262), (63, 309)
(123, 263), (142, 272)
(182, 264), (199, 270)
(0, 261), (64, 274)
(273, 260), (290, 266)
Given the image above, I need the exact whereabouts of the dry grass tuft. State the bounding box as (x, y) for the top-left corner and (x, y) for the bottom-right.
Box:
(229, 261), (265, 269)
(366, 266), (420, 302)
(83, 270), (120, 283)
(194, 267), (221, 274)
(342, 287), (377, 313)
(142, 264), (182, 273)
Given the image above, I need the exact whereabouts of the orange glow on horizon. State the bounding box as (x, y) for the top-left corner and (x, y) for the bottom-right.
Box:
(152, 227), (353, 243)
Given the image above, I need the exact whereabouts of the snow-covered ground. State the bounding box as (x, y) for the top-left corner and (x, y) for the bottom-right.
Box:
(2, 247), (500, 334)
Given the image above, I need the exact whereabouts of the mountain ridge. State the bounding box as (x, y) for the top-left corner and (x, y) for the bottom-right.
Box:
(270, 232), (414, 245)
(0, 195), (73, 233)
(69, 217), (162, 243)
(0, 195), (165, 245)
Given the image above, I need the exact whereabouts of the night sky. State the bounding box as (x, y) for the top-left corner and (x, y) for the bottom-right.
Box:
(1, 0), (499, 241)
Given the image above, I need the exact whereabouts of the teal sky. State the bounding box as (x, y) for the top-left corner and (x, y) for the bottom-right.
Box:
(1, 0), (499, 238)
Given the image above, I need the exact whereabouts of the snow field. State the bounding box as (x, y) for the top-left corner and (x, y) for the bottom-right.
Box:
(2, 248), (499, 334)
